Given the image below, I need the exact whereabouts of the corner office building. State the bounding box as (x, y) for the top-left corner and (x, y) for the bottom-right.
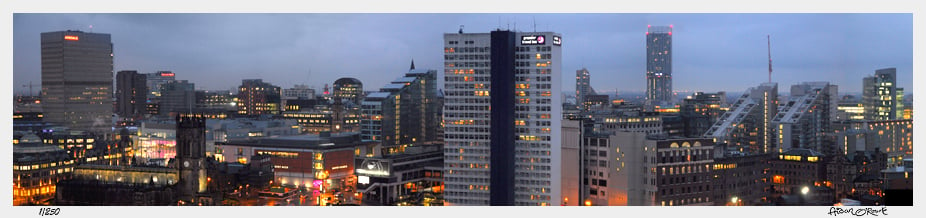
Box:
(443, 30), (562, 206)
(41, 30), (114, 133)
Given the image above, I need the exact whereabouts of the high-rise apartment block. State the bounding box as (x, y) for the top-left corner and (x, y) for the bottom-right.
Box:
(705, 83), (778, 154)
(772, 82), (838, 155)
(443, 30), (562, 206)
(645, 25), (674, 108)
(863, 68), (903, 120)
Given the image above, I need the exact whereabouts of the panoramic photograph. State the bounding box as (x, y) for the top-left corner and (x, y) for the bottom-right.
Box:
(11, 13), (913, 209)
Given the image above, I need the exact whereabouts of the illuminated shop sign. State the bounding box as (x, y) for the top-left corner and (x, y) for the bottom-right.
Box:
(553, 36), (561, 46)
(160, 72), (175, 77)
(355, 159), (390, 177)
(64, 35), (79, 41)
(521, 35), (546, 45)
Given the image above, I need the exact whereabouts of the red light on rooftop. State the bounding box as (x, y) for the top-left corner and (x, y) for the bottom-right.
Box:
(647, 25), (651, 28)
(670, 24), (674, 28)
(64, 35), (79, 41)
(646, 32), (649, 35)
(668, 32), (672, 35)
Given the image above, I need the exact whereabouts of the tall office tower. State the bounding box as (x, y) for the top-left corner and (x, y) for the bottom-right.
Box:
(443, 30), (563, 206)
(145, 71), (177, 115)
(863, 68), (900, 120)
(333, 77), (364, 105)
(645, 25), (673, 108)
(176, 115), (208, 203)
(41, 30), (114, 133)
(705, 83), (778, 154)
(680, 92), (726, 138)
(237, 79), (281, 115)
(159, 80), (195, 116)
(361, 68), (443, 154)
(575, 68), (596, 107)
(116, 70), (148, 120)
(772, 82), (838, 155)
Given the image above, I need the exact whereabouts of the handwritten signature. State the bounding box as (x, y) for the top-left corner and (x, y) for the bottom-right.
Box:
(828, 207), (887, 216)
(38, 207), (60, 216)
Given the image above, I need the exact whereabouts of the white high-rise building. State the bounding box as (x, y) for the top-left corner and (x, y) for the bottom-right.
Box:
(443, 30), (562, 206)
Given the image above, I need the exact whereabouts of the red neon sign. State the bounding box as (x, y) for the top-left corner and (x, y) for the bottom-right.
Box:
(64, 35), (79, 41)
(160, 72), (175, 77)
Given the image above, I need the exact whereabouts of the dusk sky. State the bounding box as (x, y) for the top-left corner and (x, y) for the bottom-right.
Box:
(13, 13), (913, 96)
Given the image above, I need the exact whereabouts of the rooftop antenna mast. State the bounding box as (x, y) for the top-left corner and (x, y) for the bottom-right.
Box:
(768, 34), (772, 83)
(533, 17), (536, 32)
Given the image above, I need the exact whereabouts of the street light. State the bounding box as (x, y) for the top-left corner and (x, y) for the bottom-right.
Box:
(730, 196), (739, 205)
(801, 186), (810, 195)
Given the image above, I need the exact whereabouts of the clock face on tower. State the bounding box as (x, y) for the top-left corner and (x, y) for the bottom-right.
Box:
(184, 161), (190, 168)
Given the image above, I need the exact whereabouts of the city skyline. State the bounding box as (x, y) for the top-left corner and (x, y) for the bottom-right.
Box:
(13, 13), (913, 96)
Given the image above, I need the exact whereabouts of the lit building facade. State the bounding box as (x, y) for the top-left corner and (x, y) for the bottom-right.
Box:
(705, 83), (778, 154)
(609, 132), (714, 206)
(216, 133), (359, 196)
(768, 149), (825, 197)
(863, 68), (902, 120)
(443, 30), (563, 206)
(206, 117), (301, 159)
(41, 30), (114, 133)
(136, 119), (177, 161)
(195, 90), (237, 112)
(283, 84), (316, 111)
(13, 134), (76, 206)
(710, 152), (773, 205)
(645, 25), (674, 108)
(773, 82), (838, 155)
(280, 105), (360, 134)
(333, 78), (363, 105)
(355, 144), (444, 206)
(237, 79), (282, 115)
(837, 102), (865, 121)
(834, 119), (913, 168)
(586, 108), (663, 136)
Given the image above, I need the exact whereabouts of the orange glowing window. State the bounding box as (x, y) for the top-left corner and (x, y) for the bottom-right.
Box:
(64, 35), (79, 41)
(773, 175), (785, 184)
